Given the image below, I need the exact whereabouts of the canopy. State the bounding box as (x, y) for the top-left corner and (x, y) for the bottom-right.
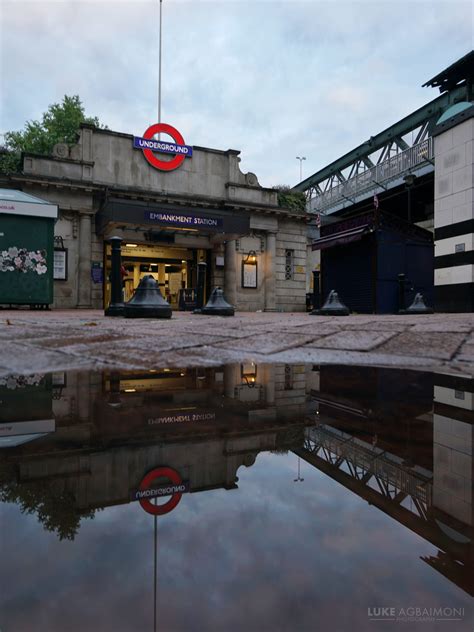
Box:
(311, 224), (371, 251)
(0, 188), (58, 219)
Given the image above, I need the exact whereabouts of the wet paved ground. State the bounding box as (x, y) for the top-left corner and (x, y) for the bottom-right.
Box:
(0, 310), (474, 377)
(1, 363), (473, 631)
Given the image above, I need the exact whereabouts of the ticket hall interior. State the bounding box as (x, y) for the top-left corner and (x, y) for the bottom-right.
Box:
(104, 241), (208, 310)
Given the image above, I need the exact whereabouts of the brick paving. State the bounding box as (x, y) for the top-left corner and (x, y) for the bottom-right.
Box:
(0, 309), (473, 376)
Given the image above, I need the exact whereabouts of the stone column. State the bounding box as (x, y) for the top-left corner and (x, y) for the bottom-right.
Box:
(264, 365), (275, 405)
(77, 212), (92, 308)
(224, 364), (239, 399)
(224, 240), (237, 306)
(264, 231), (277, 311)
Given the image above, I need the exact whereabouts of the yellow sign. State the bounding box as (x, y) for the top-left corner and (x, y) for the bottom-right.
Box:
(295, 265), (305, 273)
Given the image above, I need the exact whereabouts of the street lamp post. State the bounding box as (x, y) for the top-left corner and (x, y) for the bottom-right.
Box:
(296, 156), (306, 182)
(294, 456), (304, 482)
(158, 0), (163, 126)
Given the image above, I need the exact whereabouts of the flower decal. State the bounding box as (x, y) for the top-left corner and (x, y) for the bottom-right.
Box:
(0, 374), (45, 389)
(0, 248), (48, 275)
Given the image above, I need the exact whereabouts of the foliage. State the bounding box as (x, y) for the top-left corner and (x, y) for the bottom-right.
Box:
(273, 185), (307, 213)
(0, 479), (95, 540)
(0, 95), (103, 174)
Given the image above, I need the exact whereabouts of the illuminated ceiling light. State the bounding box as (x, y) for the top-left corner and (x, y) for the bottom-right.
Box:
(125, 243), (138, 247)
(124, 388), (136, 393)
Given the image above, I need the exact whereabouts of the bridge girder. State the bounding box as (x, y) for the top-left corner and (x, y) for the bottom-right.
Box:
(295, 85), (468, 214)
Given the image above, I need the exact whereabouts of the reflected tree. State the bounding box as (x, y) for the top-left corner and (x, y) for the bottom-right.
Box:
(0, 480), (96, 540)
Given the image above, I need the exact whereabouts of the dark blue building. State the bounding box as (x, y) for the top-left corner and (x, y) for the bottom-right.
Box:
(312, 210), (434, 313)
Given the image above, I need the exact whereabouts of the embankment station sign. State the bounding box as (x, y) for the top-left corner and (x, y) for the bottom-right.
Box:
(133, 123), (193, 172)
(145, 211), (223, 229)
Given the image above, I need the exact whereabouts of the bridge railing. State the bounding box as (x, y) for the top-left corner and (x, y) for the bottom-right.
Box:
(311, 137), (433, 212)
(305, 426), (432, 506)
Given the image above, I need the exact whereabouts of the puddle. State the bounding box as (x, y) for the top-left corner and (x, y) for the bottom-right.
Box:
(1, 364), (473, 631)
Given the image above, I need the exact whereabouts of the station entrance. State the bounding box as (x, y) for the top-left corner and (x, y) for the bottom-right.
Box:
(104, 242), (210, 310)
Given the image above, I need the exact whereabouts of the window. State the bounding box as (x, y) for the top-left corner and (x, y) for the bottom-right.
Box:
(285, 249), (294, 280)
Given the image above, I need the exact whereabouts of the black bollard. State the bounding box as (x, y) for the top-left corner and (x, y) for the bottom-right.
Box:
(105, 236), (125, 317)
(309, 270), (321, 315)
(397, 273), (406, 313)
(201, 288), (235, 316)
(312, 290), (350, 316)
(108, 372), (122, 408)
(194, 261), (207, 313)
(124, 275), (172, 319)
(400, 292), (433, 315)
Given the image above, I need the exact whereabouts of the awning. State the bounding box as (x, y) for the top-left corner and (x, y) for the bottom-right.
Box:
(311, 225), (371, 251)
(97, 198), (250, 236)
(0, 188), (58, 219)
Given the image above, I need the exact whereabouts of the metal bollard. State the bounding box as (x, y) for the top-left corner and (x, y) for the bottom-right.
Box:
(194, 261), (207, 312)
(397, 273), (406, 313)
(310, 270), (321, 315)
(105, 236), (125, 317)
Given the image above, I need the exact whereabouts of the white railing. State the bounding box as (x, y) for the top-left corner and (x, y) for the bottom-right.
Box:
(313, 137), (433, 212)
(306, 426), (432, 506)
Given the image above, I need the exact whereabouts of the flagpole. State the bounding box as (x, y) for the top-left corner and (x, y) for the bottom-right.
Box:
(158, 0), (163, 126)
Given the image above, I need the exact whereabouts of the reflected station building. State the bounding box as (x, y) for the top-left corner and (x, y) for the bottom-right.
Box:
(1, 363), (473, 595)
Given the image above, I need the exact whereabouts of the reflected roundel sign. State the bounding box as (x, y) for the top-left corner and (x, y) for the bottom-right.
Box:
(138, 466), (185, 515)
(142, 123), (187, 172)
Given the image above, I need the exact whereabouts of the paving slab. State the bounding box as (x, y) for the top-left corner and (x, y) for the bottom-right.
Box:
(212, 333), (320, 354)
(376, 332), (467, 360)
(0, 310), (473, 376)
(305, 330), (398, 351)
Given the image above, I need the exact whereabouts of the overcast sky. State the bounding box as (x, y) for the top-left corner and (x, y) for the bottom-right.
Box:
(1, 0), (472, 187)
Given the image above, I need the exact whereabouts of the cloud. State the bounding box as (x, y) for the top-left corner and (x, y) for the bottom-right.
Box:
(0, 1), (472, 188)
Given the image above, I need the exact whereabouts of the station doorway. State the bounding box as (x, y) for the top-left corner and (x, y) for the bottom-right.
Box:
(104, 242), (210, 310)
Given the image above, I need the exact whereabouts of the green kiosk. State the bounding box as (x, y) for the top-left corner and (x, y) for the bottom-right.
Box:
(0, 189), (58, 308)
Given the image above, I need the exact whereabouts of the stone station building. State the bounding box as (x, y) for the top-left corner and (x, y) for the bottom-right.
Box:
(4, 124), (307, 311)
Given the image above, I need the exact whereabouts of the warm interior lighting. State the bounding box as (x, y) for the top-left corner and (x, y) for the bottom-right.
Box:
(163, 368), (171, 372)
(241, 362), (257, 387)
(124, 388), (136, 393)
(125, 243), (138, 247)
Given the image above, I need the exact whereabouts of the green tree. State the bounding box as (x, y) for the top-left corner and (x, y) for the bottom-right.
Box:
(0, 95), (103, 174)
(273, 185), (307, 214)
(0, 479), (96, 541)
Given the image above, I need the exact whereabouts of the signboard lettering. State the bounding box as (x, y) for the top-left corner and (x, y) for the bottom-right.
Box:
(145, 211), (223, 229)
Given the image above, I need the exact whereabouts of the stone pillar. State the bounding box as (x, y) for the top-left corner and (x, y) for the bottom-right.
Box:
(264, 231), (277, 311)
(77, 212), (92, 308)
(433, 106), (474, 312)
(224, 240), (237, 306)
(263, 365), (275, 405)
(224, 363), (239, 399)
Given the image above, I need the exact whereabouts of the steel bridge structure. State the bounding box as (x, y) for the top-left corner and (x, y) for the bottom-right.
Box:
(294, 84), (469, 217)
(294, 422), (474, 595)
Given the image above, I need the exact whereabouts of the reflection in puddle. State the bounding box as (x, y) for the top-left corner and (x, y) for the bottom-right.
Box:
(1, 364), (473, 630)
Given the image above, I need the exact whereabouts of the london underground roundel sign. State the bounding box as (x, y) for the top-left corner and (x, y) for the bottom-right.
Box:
(135, 466), (187, 516)
(133, 123), (193, 172)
